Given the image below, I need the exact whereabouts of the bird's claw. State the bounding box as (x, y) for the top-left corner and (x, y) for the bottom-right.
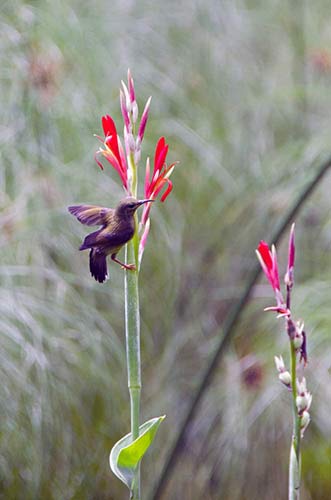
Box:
(122, 263), (136, 271)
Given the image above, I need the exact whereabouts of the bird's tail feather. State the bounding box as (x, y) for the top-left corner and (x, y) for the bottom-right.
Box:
(89, 249), (108, 283)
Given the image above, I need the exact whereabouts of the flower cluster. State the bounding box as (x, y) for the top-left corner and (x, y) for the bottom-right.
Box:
(296, 378), (312, 437)
(94, 70), (178, 263)
(256, 224), (311, 437)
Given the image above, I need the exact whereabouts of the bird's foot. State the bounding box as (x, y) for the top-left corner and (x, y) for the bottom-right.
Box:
(111, 254), (136, 271)
(121, 263), (136, 271)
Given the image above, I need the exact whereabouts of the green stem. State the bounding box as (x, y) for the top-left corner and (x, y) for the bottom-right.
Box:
(289, 340), (301, 500)
(125, 153), (141, 500)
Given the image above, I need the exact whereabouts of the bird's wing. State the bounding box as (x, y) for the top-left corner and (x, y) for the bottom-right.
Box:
(68, 205), (112, 226)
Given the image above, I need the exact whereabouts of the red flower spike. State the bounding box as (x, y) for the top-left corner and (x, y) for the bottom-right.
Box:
(102, 115), (121, 159)
(95, 115), (129, 191)
(140, 138), (177, 231)
(285, 223), (295, 287)
(144, 137), (177, 202)
(154, 138), (168, 174)
(256, 241), (281, 292)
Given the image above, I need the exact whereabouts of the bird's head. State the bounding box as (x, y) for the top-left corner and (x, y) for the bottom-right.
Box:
(115, 197), (154, 218)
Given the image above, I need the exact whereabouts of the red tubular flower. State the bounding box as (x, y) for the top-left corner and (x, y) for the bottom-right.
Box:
(141, 137), (177, 225)
(95, 115), (129, 191)
(285, 223), (295, 287)
(256, 241), (281, 293)
(138, 137), (177, 263)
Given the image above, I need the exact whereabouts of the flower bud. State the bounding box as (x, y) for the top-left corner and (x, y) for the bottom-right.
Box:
(132, 101), (138, 124)
(124, 128), (135, 154)
(300, 410), (310, 433)
(296, 386), (312, 414)
(285, 223), (295, 288)
(300, 410), (311, 438)
(274, 355), (285, 372)
(296, 394), (308, 413)
(296, 377), (307, 395)
(279, 371), (291, 386)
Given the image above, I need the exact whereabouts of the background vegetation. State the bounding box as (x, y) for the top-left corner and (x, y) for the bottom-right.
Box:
(1, 1), (331, 499)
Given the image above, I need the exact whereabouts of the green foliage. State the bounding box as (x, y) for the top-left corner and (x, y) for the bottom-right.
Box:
(1, 0), (331, 499)
(110, 416), (165, 491)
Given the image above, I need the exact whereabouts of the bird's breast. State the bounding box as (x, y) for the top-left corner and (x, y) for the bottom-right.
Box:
(97, 219), (135, 254)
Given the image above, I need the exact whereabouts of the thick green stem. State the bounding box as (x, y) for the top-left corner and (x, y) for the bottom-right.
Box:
(125, 240), (141, 500)
(125, 154), (141, 500)
(289, 340), (301, 500)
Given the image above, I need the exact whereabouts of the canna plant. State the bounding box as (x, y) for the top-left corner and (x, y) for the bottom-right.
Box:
(256, 224), (312, 500)
(68, 70), (177, 500)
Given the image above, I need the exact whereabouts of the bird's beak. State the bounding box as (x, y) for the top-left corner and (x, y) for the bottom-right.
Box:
(137, 199), (155, 205)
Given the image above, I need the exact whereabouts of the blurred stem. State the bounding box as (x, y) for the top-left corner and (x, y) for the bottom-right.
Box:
(289, 340), (301, 500)
(125, 154), (141, 500)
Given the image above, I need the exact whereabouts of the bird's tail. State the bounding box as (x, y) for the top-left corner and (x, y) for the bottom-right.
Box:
(89, 249), (108, 283)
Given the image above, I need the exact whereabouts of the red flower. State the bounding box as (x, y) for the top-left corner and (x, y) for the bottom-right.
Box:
(95, 115), (128, 191)
(285, 223), (295, 287)
(141, 137), (177, 225)
(256, 241), (281, 292)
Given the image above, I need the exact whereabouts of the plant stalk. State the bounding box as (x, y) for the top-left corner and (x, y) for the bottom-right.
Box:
(125, 154), (141, 499)
(289, 339), (301, 500)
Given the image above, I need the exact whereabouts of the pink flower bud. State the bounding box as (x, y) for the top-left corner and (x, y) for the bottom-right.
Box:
(256, 241), (281, 294)
(138, 96), (152, 143)
(120, 89), (131, 132)
(127, 68), (135, 103)
(285, 223), (295, 287)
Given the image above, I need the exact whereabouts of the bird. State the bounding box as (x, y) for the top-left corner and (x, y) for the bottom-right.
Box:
(68, 197), (153, 283)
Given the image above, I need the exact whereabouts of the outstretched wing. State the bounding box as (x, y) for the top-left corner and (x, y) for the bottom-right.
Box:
(68, 205), (112, 226)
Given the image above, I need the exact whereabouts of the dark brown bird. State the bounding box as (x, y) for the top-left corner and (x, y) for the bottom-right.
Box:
(68, 197), (153, 283)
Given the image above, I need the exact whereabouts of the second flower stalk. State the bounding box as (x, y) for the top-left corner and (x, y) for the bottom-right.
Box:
(256, 224), (312, 500)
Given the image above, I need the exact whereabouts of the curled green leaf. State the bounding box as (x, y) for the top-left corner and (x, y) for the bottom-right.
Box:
(109, 415), (165, 491)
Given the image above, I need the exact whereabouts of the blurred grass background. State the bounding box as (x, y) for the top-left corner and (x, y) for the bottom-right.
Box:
(1, 0), (331, 499)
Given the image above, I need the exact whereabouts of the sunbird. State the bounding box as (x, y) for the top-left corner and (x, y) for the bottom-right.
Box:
(68, 197), (153, 283)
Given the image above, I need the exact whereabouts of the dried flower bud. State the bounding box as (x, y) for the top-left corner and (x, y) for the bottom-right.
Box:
(287, 318), (296, 340)
(293, 334), (303, 350)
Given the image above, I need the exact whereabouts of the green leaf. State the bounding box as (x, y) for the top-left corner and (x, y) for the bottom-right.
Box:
(109, 415), (165, 490)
